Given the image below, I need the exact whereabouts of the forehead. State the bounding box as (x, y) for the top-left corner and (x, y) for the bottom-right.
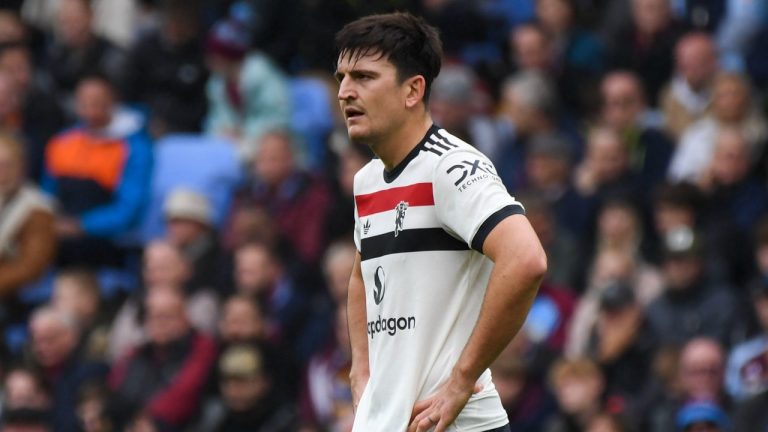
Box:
(336, 50), (396, 73)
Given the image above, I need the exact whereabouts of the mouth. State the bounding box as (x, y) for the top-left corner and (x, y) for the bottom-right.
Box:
(344, 106), (365, 121)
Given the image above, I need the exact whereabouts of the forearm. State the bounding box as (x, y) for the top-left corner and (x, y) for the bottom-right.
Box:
(347, 252), (369, 377)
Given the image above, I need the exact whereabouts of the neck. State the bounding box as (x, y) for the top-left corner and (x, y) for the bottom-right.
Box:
(372, 112), (433, 171)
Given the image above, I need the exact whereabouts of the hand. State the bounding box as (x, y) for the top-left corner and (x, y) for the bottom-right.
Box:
(407, 374), (483, 432)
(55, 217), (83, 237)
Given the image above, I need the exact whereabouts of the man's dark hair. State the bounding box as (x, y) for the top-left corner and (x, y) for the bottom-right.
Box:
(335, 12), (443, 103)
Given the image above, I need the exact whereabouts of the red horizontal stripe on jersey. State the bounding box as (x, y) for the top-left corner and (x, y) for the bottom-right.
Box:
(355, 182), (434, 217)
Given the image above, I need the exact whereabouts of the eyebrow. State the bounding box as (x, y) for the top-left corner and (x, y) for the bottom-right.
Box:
(334, 68), (380, 82)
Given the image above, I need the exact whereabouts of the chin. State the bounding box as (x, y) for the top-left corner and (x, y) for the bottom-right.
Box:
(346, 126), (371, 143)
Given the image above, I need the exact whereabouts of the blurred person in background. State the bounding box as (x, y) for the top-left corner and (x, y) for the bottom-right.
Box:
(509, 23), (554, 74)
(195, 344), (297, 431)
(599, 71), (674, 190)
(108, 240), (219, 360)
(496, 70), (579, 191)
(585, 413), (631, 432)
(51, 269), (108, 360)
(544, 358), (606, 432)
(29, 307), (107, 432)
(586, 280), (659, 421)
(45, 0), (125, 103)
(108, 287), (216, 431)
(120, 0), (208, 137)
(675, 400), (729, 432)
(163, 188), (230, 294)
(299, 305), (354, 432)
(43, 74), (151, 268)
(726, 278), (768, 401)
(649, 338), (731, 432)
(490, 338), (557, 432)
(0, 42), (66, 183)
(669, 72), (768, 183)
(2, 366), (51, 418)
(232, 241), (323, 360)
(535, 0), (604, 113)
(203, 11), (291, 161)
(325, 139), (372, 244)
(517, 192), (580, 290)
(321, 240), (356, 305)
(606, 0), (685, 105)
(660, 33), (719, 140)
(521, 134), (587, 239)
(573, 127), (642, 206)
(0, 10), (26, 44)
(75, 384), (112, 432)
(0, 133), (55, 312)
(646, 227), (738, 348)
(428, 64), (499, 161)
(227, 130), (332, 267)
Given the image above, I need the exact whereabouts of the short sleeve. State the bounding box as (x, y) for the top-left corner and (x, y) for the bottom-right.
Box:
(433, 150), (525, 252)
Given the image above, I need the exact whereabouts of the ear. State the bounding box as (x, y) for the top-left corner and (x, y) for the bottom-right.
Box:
(404, 75), (426, 109)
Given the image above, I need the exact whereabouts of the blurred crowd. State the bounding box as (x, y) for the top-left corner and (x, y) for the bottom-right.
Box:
(0, 0), (766, 431)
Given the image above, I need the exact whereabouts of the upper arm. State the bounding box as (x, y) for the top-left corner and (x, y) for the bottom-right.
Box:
(482, 213), (547, 278)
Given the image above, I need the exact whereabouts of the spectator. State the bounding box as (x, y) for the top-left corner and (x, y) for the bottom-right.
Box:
(600, 71), (674, 190)
(51, 269), (108, 361)
(646, 227), (738, 347)
(0, 42), (67, 183)
(660, 33), (719, 140)
(299, 305), (353, 431)
(429, 64), (499, 161)
(233, 241), (311, 354)
(29, 307), (108, 432)
(108, 241), (219, 360)
(491, 339), (557, 432)
(195, 344), (298, 431)
(108, 287), (217, 430)
(545, 358), (605, 432)
(325, 140), (372, 244)
(521, 134), (588, 238)
(585, 412), (631, 432)
(203, 16), (291, 161)
(606, 0), (685, 105)
(496, 71), (578, 191)
(726, 279), (768, 401)
(535, 0), (604, 112)
(0, 133), (56, 303)
(586, 281), (658, 415)
(573, 127), (644, 216)
(43, 74), (152, 268)
(45, 0), (126, 102)
(75, 384), (112, 432)
(519, 192), (581, 289)
(510, 23), (554, 74)
(321, 240), (356, 304)
(669, 72), (768, 183)
(675, 400), (730, 432)
(121, 0), (209, 136)
(650, 338), (731, 432)
(227, 130), (332, 266)
(163, 188), (229, 294)
(0, 11), (26, 44)
(3, 366), (50, 413)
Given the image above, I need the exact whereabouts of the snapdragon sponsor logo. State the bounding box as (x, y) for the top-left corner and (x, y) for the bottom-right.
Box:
(367, 315), (416, 339)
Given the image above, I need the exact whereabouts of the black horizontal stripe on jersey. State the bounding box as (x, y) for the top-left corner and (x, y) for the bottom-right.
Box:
(361, 227), (469, 261)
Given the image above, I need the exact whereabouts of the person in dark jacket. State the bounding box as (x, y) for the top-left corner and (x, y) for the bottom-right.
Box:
(29, 307), (108, 432)
(108, 287), (217, 431)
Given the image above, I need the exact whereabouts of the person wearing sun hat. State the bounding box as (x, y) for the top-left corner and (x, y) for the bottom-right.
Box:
(163, 187), (228, 293)
(202, 2), (291, 162)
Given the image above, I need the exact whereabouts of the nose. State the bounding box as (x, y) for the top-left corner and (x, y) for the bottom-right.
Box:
(338, 76), (356, 101)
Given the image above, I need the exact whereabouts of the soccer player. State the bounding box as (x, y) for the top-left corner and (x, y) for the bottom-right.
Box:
(335, 12), (547, 432)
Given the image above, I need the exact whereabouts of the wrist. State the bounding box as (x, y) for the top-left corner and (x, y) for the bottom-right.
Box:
(449, 364), (478, 391)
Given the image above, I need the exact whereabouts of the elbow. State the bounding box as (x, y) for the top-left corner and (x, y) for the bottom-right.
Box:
(526, 246), (548, 283)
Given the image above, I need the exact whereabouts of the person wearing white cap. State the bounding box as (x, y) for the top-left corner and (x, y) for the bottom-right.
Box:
(163, 188), (228, 293)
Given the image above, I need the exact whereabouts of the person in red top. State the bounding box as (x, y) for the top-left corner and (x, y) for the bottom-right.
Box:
(108, 287), (216, 430)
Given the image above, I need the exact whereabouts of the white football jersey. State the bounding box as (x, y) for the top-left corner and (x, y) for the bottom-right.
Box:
(351, 126), (524, 432)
